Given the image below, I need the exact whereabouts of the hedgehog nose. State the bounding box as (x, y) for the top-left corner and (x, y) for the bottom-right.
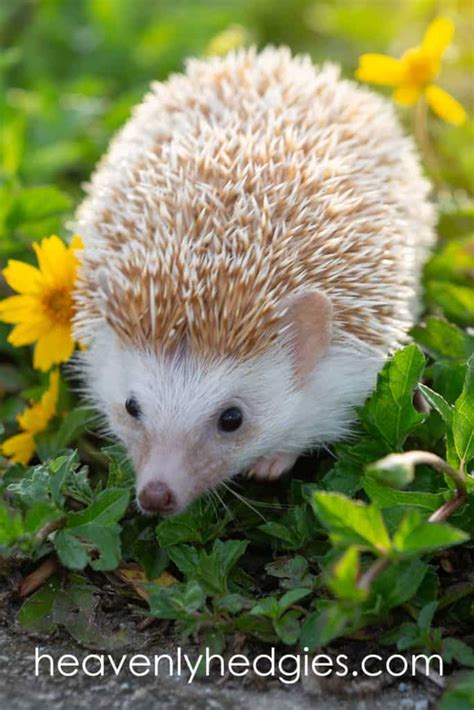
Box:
(138, 481), (176, 514)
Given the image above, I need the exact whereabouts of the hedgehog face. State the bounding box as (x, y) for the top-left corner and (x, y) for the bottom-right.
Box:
(81, 326), (310, 514)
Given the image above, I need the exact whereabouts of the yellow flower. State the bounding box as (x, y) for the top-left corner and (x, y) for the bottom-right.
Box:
(1, 369), (60, 465)
(0, 235), (83, 371)
(205, 25), (249, 56)
(355, 17), (467, 125)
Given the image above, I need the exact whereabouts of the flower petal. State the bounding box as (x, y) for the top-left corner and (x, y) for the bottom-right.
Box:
(17, 369), (60, 433)
(40, 369), (60, 420)
(393, 84), (422, 106)
(422, 17), (454, 61)
(33, 326), (75, 371)
(355, 54), (404, 86)
(1, 432), (35, 465)
(3, 261), (44, 295)
(33, 235), (68, 285)
(8, 319), (48, 347)
(426, 84), (467, 125)
(0, 294), (41, 325)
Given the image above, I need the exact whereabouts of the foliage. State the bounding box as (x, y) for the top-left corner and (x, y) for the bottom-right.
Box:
(0, 1), (473, 705)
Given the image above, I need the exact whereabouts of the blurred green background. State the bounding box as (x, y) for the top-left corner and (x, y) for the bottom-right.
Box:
(1, 0), (473, 224)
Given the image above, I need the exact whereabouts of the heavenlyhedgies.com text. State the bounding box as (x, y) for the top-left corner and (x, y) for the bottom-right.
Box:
(34, 647), (444, 684)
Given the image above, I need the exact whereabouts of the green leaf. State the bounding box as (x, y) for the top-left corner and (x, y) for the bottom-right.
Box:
(17, 577), (60, 634)
(168, 539), (248, 595)
(277, 588), (311, 614)
(6, 185), (73, 230)
(360, 345), (426, 449)
(300, 605), (349, 650)
(312, 491), (391, 554)
(393, 510), (469, 555)
(411, 318), (474, 360)
(51, 407), (95, 451)
(417, 600), (438, 631)
(453, 356), (474, 467)
(418, 384), (453, 426)
(439, 673), (474, 710)
(66, 522), (122, 571)
(156, 498), (226, 547)
(67, 488), (130, 527)
(372, 559), (428, 609)
(442, 638), (474, 667)
(274, 610), (302, 645)
(55, 530), (90, 570)
(0, 503), (24, 547)
(426, 281), (474, 325)
(327, 546), (366, 601)
(363, 477), (445, 511)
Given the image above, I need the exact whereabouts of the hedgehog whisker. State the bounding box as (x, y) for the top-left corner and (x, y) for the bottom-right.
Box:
(220, 481), (269, 522)
(223, 478), (295, 510)
(212, 486), (234, 521)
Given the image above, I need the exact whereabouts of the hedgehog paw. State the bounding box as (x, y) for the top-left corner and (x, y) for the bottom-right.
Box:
(248, 453), (298, 481)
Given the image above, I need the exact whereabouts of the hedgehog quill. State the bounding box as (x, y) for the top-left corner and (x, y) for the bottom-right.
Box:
(73, 48), (435, 515)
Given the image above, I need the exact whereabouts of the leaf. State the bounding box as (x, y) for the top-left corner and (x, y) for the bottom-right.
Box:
(67, 489), (130, 527)
(360, 345), (426, 449)
(17, 577), (60, 634)
(418, 384), (453, 426)
(115, 564), (176, 601)
(452, 356), (474, 466)
(0, 503), (24, 547)
(168, 539), (248, 595)
(67, 522), (123, 571)
(363, 477), (445, 511)
(393, 510), (469, 555)
(442, 638), (474, 667)
(327, 546), (366, 601)
(411, 318), (474, 360)
(6, 185), (73, 230)
(322, 439), (387, 495)
(274, 610), (302, 645)
(300, 605), (349, 650)
(55, 530), (90, 570)
(372, 559), (428, 609)
(426, 281), (474, 325)
(439, 673), (474, 710)
(425, 237), (474, 287)
(417, 600), (438, 631)
(51, 407), (95, 451)
(156, 498), (226, 547)
(277, 588), (311, 614)
(312, 491), (391, 554)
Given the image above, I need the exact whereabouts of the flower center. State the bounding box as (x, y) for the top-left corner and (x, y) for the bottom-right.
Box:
(42, 287), (73, 326)
(402, 48), (437, 87)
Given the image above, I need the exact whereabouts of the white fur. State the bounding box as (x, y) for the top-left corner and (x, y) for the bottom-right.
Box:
(78, 326), (384, 511)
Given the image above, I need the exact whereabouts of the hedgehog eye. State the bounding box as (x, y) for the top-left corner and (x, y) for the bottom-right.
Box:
(125, 396), (141, 419)
(218, 407), (243, 433)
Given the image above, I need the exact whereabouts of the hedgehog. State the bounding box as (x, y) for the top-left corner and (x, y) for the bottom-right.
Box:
(73, 47), (435, 516)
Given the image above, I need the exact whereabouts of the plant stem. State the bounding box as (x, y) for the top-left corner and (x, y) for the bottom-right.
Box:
(398, 450), (467, 497)
(414, 97), (446, 192)
(357, 557), (390, 592)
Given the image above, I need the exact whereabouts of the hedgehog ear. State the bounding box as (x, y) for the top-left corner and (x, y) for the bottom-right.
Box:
(283, 290), (333, 384)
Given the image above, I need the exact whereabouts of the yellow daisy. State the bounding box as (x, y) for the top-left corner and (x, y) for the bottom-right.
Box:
(0, 235), (83, 371)
(355, 17), (467, 125)
(1, 369), (60, 465)
(205, 25), (249, 56)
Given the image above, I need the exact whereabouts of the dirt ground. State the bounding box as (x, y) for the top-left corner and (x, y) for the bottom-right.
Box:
(0, 620), (441, 709)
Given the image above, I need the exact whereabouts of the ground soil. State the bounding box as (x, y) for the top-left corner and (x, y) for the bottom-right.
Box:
(0, 573), (443, 710)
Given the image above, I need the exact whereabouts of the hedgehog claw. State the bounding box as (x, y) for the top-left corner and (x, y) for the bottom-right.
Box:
(247, 452), (298, 481)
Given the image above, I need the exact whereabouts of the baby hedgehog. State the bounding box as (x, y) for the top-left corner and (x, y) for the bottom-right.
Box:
(73, 47), (435, 516)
